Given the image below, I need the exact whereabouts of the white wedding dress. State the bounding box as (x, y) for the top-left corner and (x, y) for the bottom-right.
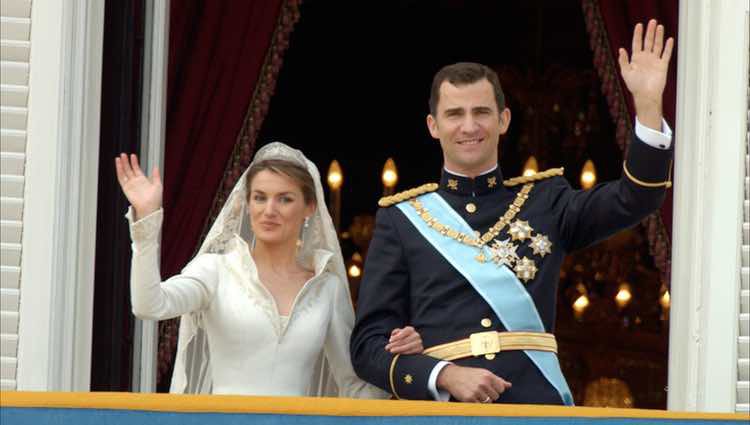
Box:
(126, 142), (387, 398)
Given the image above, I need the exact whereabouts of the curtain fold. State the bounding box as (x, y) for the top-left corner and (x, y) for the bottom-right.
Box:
(157, 0), (301, 388)
(582, 0), (678, 286)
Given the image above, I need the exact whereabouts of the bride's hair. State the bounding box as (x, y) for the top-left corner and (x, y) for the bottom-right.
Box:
(244, 159), (317, 205)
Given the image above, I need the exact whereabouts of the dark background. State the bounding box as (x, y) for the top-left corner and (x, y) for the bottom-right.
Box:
(258, 0), (620, 231)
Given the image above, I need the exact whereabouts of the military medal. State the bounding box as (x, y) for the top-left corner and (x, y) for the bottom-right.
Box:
(508, 219), (533, 241)
(405, 168), (565, 284)
(529, 234), (552, 257)
(514, 257), (538, 282)
(488, 238), (519, 267)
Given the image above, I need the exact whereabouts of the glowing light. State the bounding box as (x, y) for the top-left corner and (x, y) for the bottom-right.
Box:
(523, 156), (538, 177)
(660, 290), (670, 309)
(615, 283), (632, 309)
(382, 158), (398, 189)
(327, 160), (343, 190)
(573, 295), (590, 312)
(580, 159), (597, 189)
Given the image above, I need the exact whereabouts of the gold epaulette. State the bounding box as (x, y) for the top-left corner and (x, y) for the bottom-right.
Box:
(503, 167), (564, 187)
(378, 183), (439, 207)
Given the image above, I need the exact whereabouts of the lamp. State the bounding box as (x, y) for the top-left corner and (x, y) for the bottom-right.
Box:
(584, 377), (634, 408)
(659, 285), (670, 321)
(572, 282), (589, 320)
(580, 159), (597, 189)
(382, 158), (398, 196)
(327, 160), (343, 232)
(523, 156), (539, 177)
(615, 282), (632, 309)
(327, 160), (343, 190)
(348, 264), (361, 278)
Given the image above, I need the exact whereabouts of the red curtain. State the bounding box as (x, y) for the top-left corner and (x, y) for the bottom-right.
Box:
(582, 0), (678, 285)
(158, 0), (301, 387)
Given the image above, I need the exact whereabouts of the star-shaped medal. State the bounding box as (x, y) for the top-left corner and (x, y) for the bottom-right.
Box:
(514, 257), (538, 282)
(488, 238), (519, 267)
(529, 233), (552, 257)
(508, 219), (533, 241)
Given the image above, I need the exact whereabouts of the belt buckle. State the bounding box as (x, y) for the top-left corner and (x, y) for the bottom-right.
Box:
(469, 331), (500, 357)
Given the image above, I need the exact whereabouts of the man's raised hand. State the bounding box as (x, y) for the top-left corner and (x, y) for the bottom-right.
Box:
(618, 19), (674, 129)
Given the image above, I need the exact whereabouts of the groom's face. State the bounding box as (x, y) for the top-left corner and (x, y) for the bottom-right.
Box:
(248, 170), (314, 246)
(426, 79), (510, 176)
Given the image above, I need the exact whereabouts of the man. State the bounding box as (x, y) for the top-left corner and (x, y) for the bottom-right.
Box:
(350, 20), (674, 405)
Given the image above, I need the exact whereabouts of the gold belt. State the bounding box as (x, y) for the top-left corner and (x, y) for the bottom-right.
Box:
(423, 331), (557, 361)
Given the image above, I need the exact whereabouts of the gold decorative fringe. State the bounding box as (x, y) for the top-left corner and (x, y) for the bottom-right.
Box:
(378, 168), (563, 207)
(503, 168), (565, 186)
(378, 183), (439, 207)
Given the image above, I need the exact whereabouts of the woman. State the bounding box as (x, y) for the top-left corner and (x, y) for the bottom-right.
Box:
(116, 142), (421, 396)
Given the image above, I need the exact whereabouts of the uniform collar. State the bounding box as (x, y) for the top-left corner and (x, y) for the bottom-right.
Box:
(440, 165), (504, 196)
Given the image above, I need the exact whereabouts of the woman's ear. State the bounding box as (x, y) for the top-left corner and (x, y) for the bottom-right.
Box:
(305, 202), (316, 218)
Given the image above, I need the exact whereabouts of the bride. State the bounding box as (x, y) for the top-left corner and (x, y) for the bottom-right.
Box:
(115, 142), (422, 396)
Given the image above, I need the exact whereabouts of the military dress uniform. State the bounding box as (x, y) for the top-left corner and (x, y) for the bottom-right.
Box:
(350, 134), (673, 405)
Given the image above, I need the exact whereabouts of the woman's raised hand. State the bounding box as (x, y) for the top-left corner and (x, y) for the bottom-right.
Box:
(385, 326), (424, 355)
(114, 153), (163, 221)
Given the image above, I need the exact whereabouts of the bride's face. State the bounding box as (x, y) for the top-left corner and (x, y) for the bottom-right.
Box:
(248, 170), (315, 246)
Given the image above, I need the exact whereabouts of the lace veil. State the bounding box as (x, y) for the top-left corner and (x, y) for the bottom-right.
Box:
(169, 142), (349, 395)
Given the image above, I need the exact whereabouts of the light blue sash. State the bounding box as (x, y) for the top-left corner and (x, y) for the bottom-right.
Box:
(397, 192), (574, 405)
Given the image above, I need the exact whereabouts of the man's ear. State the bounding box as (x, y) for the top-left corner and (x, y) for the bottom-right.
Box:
(427, 114), (440, 139)
(498, 108), (511, 134)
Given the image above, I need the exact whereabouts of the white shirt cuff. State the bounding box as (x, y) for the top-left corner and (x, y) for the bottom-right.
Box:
(634, 117), (672, 150)
(428, 361), (452, 401)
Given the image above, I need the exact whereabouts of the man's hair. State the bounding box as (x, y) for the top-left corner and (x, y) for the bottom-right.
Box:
(428, 62), (505, 117)
(245, 159), (316, 205)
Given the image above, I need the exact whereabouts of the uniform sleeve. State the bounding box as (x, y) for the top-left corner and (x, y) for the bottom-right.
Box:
(127, 207), (219, 320)
(350, 207), (441, 400)
(552, 135), (673, 252)
(323, 274), (389, 399)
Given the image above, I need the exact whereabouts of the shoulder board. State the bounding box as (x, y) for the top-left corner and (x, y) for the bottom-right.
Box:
(378, 183), (439, 207)
(503, 167), (564, 187)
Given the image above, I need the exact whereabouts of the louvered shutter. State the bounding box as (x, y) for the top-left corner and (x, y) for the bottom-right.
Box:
(0, 0), (31, 392)
(738, 81), (750, 413)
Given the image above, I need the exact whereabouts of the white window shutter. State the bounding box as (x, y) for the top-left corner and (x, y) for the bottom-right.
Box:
(738, 80), (750, 413)
(0, 0), (31, 392)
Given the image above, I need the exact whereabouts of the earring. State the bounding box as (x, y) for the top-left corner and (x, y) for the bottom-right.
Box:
(297, 217), (310, 249)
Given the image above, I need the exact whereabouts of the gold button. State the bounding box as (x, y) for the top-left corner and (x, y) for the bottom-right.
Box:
(465, 203), (477, 213)
(481, 318), (492, 328)
(485, 353), (496, 360)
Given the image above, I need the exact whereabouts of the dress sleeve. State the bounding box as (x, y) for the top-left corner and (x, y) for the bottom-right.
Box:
(323, 273), (389, 399)
(127, 207), (219, 320)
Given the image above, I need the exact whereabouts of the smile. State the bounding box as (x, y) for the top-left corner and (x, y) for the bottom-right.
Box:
(456, 138), (482, 145)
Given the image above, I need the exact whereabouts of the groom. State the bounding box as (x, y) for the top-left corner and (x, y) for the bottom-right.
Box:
(351, 20), (674, 404)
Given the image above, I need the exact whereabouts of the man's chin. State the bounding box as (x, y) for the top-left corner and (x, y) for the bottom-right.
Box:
(454, 157), (493, 173)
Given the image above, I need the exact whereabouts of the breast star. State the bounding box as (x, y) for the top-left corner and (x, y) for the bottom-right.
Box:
(514, 257), (538, 282)
(508, 219), (533, 241)
(529, 233), (552, 257)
